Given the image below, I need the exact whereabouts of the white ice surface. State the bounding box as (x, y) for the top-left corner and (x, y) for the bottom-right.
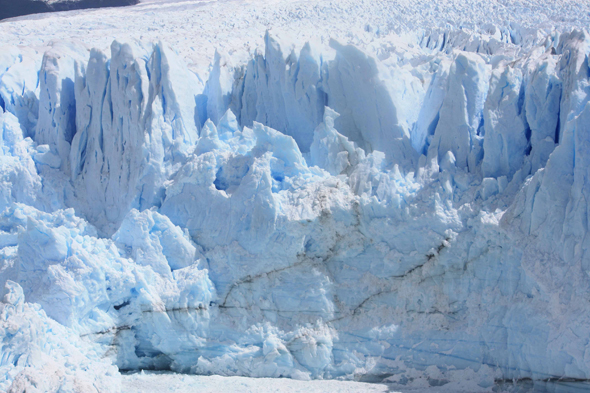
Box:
(120, 371), (590, 393)
(1, 1), (590, 392)
(122, 372), (395, 393)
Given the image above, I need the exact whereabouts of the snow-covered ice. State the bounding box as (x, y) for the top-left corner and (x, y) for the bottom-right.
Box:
(1, 0), (590, 392)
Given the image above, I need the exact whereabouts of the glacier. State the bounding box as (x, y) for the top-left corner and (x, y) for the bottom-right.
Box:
(1, 1), (590, 391)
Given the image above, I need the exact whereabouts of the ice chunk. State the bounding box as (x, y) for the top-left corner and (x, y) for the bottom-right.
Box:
(217, 109), (240, 141)
(309, 107), (363, 176)
(195, 120), (227, 155)
(0, 112), (45, 212)
(113, 209), (198, 274)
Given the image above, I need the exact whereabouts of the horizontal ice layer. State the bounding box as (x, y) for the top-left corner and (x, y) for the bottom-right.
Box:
(0, 22), (589, 392)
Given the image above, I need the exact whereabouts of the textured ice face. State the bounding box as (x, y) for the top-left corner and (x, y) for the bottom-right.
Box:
(0, 280), (121, 392)
(1, 7), (590, 392)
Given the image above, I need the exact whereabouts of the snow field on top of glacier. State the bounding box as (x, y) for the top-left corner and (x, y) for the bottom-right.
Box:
(2, 0), (590, 392)
(0, 0), (589, 75)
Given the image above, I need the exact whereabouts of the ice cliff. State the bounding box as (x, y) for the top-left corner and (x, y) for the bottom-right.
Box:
(0, 22), (589, 392)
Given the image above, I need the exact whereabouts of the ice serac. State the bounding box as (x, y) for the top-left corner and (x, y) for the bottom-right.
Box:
(323, 39), (419, 168)
(508, 31), (590, 264)
(2, 24), (590, 392)
(36, 43), (86, 175)
(78, 41), (147, 229)
(214, 34), (419, 169)
(524, 54), (561, 173)
(427, 52), (490, 171)
(69, 41), (203, 234)
(482, 66), (528, 180)
(0, 46), (40, 138)
(233, 33), (326, 153)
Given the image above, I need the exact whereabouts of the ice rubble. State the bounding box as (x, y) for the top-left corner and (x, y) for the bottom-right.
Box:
(0, 280), (120, 392)
(0, 19), (589, 393)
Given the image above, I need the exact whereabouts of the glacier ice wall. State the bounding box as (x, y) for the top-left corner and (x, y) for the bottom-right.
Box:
(0, 0), (139, 22)
(0, 26), (590, 392)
